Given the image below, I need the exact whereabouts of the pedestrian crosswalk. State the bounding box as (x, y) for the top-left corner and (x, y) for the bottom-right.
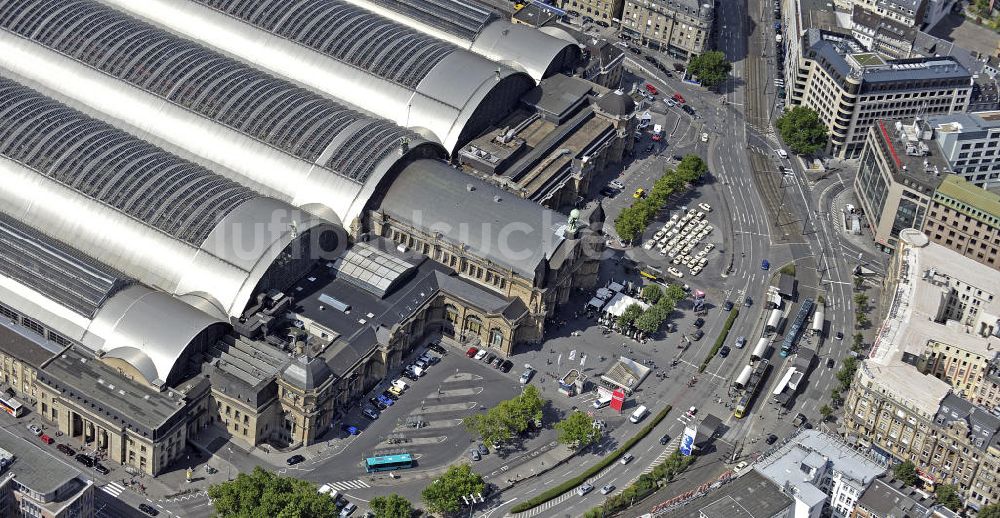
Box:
(100, 482), (125, 498)
(323, 479), (371, 492)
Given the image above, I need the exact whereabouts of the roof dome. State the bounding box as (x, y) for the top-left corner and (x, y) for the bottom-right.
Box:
(596, 90), (635, 118)
(281, 355), (333, 390)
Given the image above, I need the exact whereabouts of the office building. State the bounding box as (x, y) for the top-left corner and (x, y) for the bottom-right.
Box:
(843, 230), (1000, 510)
(618, 0), (714, 59)
(0, 443), (94, 518)
(922, 175), (1000, 272)
(791, 30), (970, 158)
(854, 120), (948, 251)
(754, 430), (886, 518)
(922, 112), (1000, 189)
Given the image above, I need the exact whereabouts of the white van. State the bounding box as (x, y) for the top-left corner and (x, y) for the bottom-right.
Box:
(593, 393), (612, 409)
(392, 379), (408, 392)
(775, 148), (788, 159)
(629, 405), (649, 423)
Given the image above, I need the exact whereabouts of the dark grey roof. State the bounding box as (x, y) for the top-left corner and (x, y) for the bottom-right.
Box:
(661, 470), (793, 518)
(595, 91), (636, 118)
(856, 476), (935, 517)
(281, 355), (333, 390)
(0, 77), (255, 245)
(935, 392), (1000, 450)
(194, 0), (456, 89)
(0, 322), (62, 368)
(0, 0), (420, 184)
(0, 211), (132, 319)
(380, 160), (566, 277)
(364, 0), (495, 40)
(0, 434), (83, 496)
(38, 348), (190, 440)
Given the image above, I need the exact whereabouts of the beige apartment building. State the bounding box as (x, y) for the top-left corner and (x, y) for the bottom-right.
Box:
(618, 0), (714, 59)
(561, 0), (625, 25)
(843, 230), (1000, 509)
(923, 175), (1000, 272)
(791, 30), (970, 158)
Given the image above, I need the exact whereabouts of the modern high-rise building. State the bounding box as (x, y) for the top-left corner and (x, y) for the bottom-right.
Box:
(854, 120), (948, 251)
(791, 30), (970, 158)
(618, 0), (714, 59)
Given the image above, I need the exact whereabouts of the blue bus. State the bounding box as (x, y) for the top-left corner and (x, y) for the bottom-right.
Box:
(365, 453), (413, 473)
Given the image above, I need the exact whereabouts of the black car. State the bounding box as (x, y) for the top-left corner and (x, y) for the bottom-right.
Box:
(719, 346), (731, 357)
(693, 317), (705, 328)
(744, 296), (753, 306)
(722, 300), (734, 311)
(75, 454), (95, 468)
(499, 359), (513, 373)
(369, 397), (387, 410)
(484, 352), (496, 364)
(644, 55), (657, 64)
(692, 329), (704, 340)
(582, 15), (594, 23)
(138, 503), (160, 516)
(628, 47), (641, 55)
(595, 20), (610, 27)
(672, 155), (683, 161)
(835, 331), (844, 340)
(286, 454), (305, 466)
(659, 434), (671, 445)
(382, 390), (398, 401)
(491, 357), (504, 369)
(682, 105), (695, 115)
(361, 406), (380, 421)
(402, 370), (419, 381)
(765, 434), (778, 445)
(57, 444), (75, 456)
(599, 186), (619, 197)
(826, 358), (836, 368)
(94, 463), (110, 475)
(427, 342), (447, 355)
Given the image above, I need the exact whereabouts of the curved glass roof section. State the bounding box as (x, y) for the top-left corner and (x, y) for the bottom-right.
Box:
(195, 0), (456, 89)
(0, 211), (133, 319)
(0, 77), (255, 245)
(0, 0), (419, 183)
(365, 0), (494, 40)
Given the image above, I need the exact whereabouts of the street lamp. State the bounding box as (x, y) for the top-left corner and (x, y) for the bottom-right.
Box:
(226, 447), (233, 481)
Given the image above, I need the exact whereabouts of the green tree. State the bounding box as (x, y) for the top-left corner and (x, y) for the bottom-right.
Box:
(830, 388), (842, 405)
(664, 284), (686, 304)
(635, 307), (664, 334)
(676, 155), (708, 182)
(853, 274), (864, 291)
(852, 333), (864, 351)
(618, 303), (644, 329)
(555, 410), (603, 448)
(892, 461), (919, 487)
(837, 357), (859, 390)
(687, 51), (732, 87)
(614, 206), (647, 243)
(370, 494), (413, 518)
(934, 484), (962, 511)
(776, 106), (829, 155)
(819, 404), (833, 421)
(853, 293), (869, 311)
(465, 385), (544, 448)
(208, 467), (337, 518)
(978, 503), (1000, 518)
(422, 464), (485, 515)
(641, 284), (663, 304)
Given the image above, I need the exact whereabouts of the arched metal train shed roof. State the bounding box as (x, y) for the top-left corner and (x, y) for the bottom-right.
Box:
(0, 212), (227, 388)
(0, 76), (340, 321)
(0, 0), (445, 227)
(345, 0), (581, 81)
(99, 0), (535, 154)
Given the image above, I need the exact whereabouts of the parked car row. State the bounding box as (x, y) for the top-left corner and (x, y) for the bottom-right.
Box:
(28, 424), (110, 475)
(465, 346), (514, 373)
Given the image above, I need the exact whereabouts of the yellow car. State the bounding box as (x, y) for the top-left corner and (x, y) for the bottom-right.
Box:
(388, 385), (404, 397)
(633, 188), (645, 199)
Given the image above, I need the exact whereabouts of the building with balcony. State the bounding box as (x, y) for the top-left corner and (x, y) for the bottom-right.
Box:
(791, 30), (970, 158)
(618, 0), (714, 59)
